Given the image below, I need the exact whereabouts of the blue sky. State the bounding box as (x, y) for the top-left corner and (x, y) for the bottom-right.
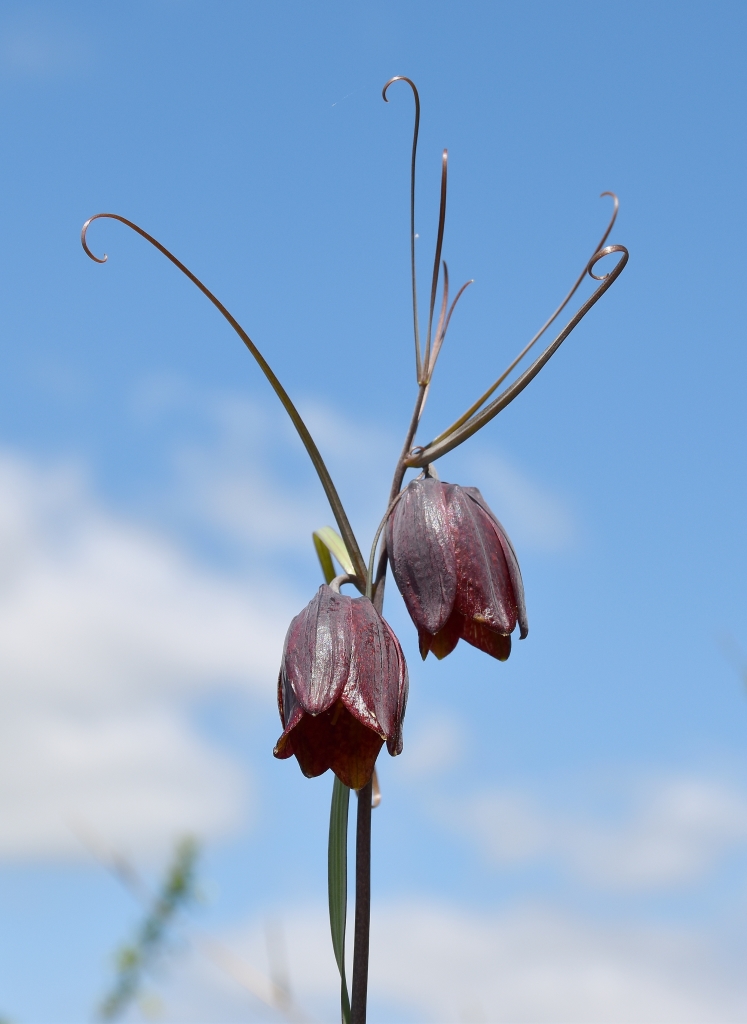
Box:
(1, 1), (747, 1021)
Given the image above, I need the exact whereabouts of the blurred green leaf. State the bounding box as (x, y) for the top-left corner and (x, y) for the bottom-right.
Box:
(99, 837), (199, 1020)
(328, 777), (351, 1024)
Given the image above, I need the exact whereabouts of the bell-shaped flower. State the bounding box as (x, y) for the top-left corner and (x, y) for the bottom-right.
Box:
(386, 475), (528, 661)
(273, 581), (408, 790)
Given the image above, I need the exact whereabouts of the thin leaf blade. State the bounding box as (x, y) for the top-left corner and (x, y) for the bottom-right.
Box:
(313, 527), (356, 578)
(313, 533), (337, 584)
(328, 776), (351, 1024)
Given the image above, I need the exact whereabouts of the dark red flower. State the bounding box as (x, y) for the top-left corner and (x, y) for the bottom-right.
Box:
(386, 475), (528, 661)
(273, 583), (408, 789)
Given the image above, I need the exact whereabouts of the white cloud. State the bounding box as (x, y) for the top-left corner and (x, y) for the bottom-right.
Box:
(445, 776), (747, 890)
(299, 398), (399, 469)
(0, 390), (403, 862)
(180, 900), (747, 1023)
(0, 450), (294, 859)
(366, 901), (747, 1023)
(141, 376), (397, 538)
(0, 711), (243, 861)
(151, 389), (396, 556)
(172, 395), (327, 552)
(132, 382), (571, 567)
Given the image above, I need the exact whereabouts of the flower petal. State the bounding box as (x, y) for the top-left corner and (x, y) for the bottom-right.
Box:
(275, 589), (408, 782)
(448, 486), (517, 635)
(387, 477), (456, 635)
(420, 612), (462, 660)
(281, 585), (352, 716)
(275, 703), (384, 789)
(274, 669), (305, 756)
(460, 617), (512, 661)
(464, 487), (528, 639)
(344, 598), (409, 752)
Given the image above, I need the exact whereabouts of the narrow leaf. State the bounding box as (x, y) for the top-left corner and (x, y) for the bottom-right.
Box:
(313, 533), (337, 585)
(313, 527), (356, 578)
(328, 776), (351, 1024)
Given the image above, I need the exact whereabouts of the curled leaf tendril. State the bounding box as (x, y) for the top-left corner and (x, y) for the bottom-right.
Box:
(430, 192), (620, 447)
(383, 76), (422, 383)
(407, 243), (629, 467)
(428, 266), (473, 381)
(431, 261), (450, 378)
(422, 150), (448, 382)
(80, 212), (367, 583)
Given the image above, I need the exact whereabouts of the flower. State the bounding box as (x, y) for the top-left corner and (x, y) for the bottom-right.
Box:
(273, 582), (408, 789)
(386, 474), (528, 661)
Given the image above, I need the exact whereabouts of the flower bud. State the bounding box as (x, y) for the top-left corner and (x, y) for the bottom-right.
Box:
(386, 476), (528, 661)
(273, 584), (408, 789)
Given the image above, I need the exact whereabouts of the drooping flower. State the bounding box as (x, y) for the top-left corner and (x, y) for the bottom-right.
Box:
(273, 582), (408, 789)
(386, 474), (528, 661)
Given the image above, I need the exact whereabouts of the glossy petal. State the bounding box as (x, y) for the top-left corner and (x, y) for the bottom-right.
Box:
(280, 585), (352, 716)
(463, 487), (528, 639)
(459, 616), (512, 661)
(388, 477), (528, 663)
(448, 486), (517, 635)
(419, 613), (461, 661)
(386, 477), (456, 634)
(345, 597), (408, 755)
(274, 586), (408, 786)
(274, 702), (384, 790)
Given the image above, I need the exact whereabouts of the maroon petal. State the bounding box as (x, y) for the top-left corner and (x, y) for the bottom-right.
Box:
(386, 477), (456, 635)
(388, 649), (409, 756)
(447, 486), (517, 635)
(385, 619), (408, 756)
(281, 585), (352, 716)
(274, 702), (384, 789)
(464, 487), (528, 639)
(460, 617), (512, 661)
(276, 668), (305, 746)
(420, 611), (462, 661)
(344, 598), (409, 754)
(273, 666), (300, 760)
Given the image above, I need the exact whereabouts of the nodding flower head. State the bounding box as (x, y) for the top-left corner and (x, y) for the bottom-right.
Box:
(386, 473), (528, 662)
(273, 579), (408, 790)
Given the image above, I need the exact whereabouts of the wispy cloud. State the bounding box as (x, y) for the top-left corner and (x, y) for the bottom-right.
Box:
(0, 385), (404, 860)
(442, 776), (747, 890)
(0, 449), (294, 859)
(172, 900), (747, 1023)
(133, 381), (398, 556)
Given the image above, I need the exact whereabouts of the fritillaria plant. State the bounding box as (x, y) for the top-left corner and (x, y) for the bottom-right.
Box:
(81, 76), (627, 1024)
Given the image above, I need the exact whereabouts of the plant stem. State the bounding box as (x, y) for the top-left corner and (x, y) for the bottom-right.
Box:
(80, 213), (367, 581)
(351, 780), (373, 1024)
(406, 244), (629, 468)
(371, 383), (427, 612)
